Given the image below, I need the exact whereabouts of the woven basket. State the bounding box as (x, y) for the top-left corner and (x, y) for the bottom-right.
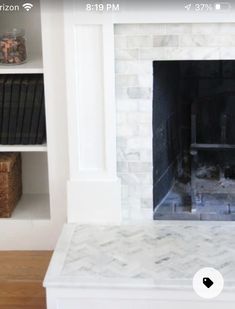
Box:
(0, 153), (22, 218)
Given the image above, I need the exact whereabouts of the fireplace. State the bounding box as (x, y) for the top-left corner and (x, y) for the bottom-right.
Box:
(153, 60), (235, 220)
(64, 21), (235, 223)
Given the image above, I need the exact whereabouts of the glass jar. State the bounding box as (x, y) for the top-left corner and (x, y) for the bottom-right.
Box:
(0, 29), (27, 65)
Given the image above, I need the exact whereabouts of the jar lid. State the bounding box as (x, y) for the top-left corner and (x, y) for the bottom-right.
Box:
(0, 28), (25, 39)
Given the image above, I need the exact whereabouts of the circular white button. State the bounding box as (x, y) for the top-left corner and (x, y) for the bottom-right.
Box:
(193, 267), (224, 299)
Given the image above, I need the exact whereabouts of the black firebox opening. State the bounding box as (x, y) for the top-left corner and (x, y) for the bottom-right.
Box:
(153, 60), (235, 221)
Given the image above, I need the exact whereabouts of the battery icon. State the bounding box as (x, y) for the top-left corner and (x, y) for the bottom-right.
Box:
(214, 2), (231, 10)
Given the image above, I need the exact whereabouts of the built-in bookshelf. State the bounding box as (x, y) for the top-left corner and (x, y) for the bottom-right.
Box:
(0, 0), (68, 250)
(0, 144), (47, 152)
(0, 56), (43, 74)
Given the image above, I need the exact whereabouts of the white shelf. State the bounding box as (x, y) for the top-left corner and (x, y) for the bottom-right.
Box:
(1, 194), (50, 221)
(0, 55), (43, 74)
(0, 144), (47, 152)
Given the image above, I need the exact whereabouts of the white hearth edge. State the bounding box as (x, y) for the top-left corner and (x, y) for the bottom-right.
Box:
(44, 223), (235, 309)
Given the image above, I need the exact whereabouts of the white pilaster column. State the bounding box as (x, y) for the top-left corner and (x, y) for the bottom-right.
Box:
(64, 3), (121, 223)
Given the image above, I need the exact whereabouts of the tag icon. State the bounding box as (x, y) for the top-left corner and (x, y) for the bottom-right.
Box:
(203, 277), (214, 288)
(193, 268), (224, 299)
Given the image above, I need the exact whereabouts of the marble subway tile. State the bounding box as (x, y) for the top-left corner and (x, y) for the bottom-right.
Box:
(117, 162), (128, 173)
(140, 149), (153, 161)
(165, 23), (192, 34)
(128, 162), (152, 173)
(128, 195), (141, 207)
(137, 61), (153, 74)
(192, 23), (220, 35)
(218, 24), (235, 34)
(138, 99), (152, 112)
(192, 23), (235, 35)
(115, 35), (128, 49)
(115, 87), (129, 100)
(191, 48), (220, 60)
(219, 35), (235, 47)
(121, 200), (129, 210)
(114, 24), (144, 35)
(129, 204), (148, 221)
(115, 49), (139, 60)
(116, 112), (128, 124)
(164, 47), (195, 59)
(139, 208), (153, 220)
(138, 74), (153, 87)
(130, 173), (152, 187)
(121, 207), (130, 221)
(116, 99), (139, 111)
(138, 124), (152, 137)
(166, 47), (220, 60)
(219, 47), (235, 59)
(115, 61), (140, 74)
(179, 35), (214, 47)
(139, 24), (167, 35)
(153, 35), (179, 47)
(126, 36), (153, 48)
(125, 151), (141, 161)
(126, 136), (151, 150)
(117, 124), (139, 137)
(116, 137), (127, 148)
(140, 185), (153, 199)
(179, 35), (235, 47)
(116, 74), (139, 87)
(136, 172), (153, 185)
(139, 47), (169, 60)
(127, 87), (151, 99)
(117, 149), (126, 162)
(115, 24), (167, 35)
(119, 173), (141, 185)
(127, 112), (152, 124)
(126, 113), (142, 126)
(115, 61), (153, 75)
(128, 186), (142, 199)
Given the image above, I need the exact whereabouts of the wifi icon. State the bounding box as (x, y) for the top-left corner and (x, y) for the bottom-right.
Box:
(22, 3), (34, 11)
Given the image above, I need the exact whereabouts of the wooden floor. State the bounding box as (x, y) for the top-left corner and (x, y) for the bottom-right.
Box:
(0, 251), (52, 309)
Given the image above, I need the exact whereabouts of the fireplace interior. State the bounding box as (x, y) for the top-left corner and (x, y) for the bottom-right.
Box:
(153, 60), (235, 220)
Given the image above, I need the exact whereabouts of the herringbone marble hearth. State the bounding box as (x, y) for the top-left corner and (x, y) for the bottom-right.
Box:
(47, 223), (235, 289)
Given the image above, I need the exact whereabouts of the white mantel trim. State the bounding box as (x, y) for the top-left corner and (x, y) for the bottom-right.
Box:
(64, 3), (121, 223)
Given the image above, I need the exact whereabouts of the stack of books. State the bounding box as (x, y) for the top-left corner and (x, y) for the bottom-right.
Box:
(0, 74), (46, 145)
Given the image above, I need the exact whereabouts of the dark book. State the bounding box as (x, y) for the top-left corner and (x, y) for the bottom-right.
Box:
(8, 76), (22, 144)
(21, 76), (37, 144)
(29, 76), (44, 144)
(15, 76), (28, 144)
(1, 76), (13, 144)
(0, 75), (6, 144)
(36, 95), (46, 144)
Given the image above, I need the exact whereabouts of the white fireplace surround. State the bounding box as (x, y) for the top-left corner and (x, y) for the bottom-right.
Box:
(64, 5), (235, 223)
(115, 23), (235, 222)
